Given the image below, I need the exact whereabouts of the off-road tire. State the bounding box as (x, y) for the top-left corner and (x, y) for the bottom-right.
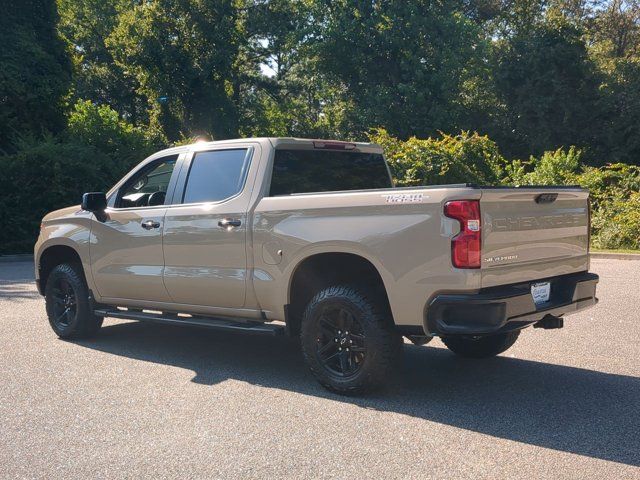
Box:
(300, 285), (401, 395)
(442, 330), (520, 358)
(45, 263), (103, 339)
(406, 335), (432, 346)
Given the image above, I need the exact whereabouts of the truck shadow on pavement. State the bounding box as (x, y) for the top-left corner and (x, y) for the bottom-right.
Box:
(75, 320), (639, 467)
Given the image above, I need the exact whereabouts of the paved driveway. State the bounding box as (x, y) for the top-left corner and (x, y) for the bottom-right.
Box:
(0, 259), (638, 479)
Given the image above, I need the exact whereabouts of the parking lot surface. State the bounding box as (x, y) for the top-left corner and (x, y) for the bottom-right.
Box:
(0, 259), (638, 479)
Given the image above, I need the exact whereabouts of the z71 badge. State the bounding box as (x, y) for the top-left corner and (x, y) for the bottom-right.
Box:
(382, 193), (426, 203)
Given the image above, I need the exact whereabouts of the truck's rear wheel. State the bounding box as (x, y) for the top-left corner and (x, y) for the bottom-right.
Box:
(45, 263), (103, 339)
(300, 285), (401, 395)
(442, 330), (520, 358)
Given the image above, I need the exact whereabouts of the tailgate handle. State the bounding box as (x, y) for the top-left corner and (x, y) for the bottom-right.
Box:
(535, 193), (558, 204)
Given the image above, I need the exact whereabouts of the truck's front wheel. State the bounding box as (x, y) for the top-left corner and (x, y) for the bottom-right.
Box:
(45, 263), (103, 339)
(442, 330), (520, 358)
(300, 285), (401, 395)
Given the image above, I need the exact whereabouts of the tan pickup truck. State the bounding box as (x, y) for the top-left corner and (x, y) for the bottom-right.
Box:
(35, 138), (599, 394)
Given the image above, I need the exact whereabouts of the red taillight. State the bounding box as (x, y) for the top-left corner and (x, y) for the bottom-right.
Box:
(444, 200), (481, 269)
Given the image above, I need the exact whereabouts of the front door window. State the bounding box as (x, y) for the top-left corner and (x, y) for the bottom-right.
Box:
(117, 156), (177, 208)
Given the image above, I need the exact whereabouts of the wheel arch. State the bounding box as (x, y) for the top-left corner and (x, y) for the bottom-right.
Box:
(285, 251), (393, 336)
(38, 244), (85, 294)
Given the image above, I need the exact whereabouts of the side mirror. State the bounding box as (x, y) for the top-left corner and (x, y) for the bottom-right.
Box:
(81, 192), (107, 213)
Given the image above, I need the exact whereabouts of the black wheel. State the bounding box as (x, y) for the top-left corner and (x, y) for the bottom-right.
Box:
(45, 263), (103, 338)
(300, 285), (401, 395)
(407, 335), (432, 346)
(442, 330), (520, 358)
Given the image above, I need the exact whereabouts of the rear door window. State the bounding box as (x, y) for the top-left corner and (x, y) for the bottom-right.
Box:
(269, 149), (392, 196)
(182, 149), (251, 204)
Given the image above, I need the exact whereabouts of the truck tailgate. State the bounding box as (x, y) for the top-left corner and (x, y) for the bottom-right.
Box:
(480, 188), (590, 288)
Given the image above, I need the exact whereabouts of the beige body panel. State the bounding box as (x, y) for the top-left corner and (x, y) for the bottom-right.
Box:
(480, 189), (590, 287)
(162, 205), (248, 307)
(251, 187), (482, 326)
(89, 207), (170, 302)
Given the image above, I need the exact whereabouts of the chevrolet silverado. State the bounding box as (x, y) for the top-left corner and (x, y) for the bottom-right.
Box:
(35, 138), (599, 394)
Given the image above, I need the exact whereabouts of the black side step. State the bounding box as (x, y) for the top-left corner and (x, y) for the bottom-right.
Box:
(94, 308), (285, 336)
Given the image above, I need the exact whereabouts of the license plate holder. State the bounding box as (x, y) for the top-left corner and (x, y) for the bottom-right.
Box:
(531, 282), (551, 305)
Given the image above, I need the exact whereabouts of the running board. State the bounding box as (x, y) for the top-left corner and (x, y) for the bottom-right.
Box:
(94, 308), (285, 336)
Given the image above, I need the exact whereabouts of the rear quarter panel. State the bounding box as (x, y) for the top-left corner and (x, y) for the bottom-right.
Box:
(251, 187), (481, 327)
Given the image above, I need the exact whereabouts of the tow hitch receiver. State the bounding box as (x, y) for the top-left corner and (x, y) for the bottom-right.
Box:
(534, 315), (564, 330)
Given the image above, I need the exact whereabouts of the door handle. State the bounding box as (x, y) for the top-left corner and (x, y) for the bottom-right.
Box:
(141, 220), (161, 230)
(218, 218), (241, 229)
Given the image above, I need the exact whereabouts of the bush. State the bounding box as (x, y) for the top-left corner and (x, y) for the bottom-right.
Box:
(0, 137), (107, 254)
(576, 164), (640, 249)
(67, 100), (162, 178)
(593, 192), (640, 250)
(0, 101), (162, 255)
(505, 150), (640, 250)
(505, 147), (582, 186)
(367, 132), (640, 251)
(368, 129), (505, 187)
(576, 163), (640, 210)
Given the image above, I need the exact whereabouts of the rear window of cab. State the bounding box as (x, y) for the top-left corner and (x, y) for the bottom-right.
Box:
(269, 149), (392, 196)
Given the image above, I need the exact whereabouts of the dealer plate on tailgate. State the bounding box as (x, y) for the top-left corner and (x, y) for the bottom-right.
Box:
(531, 282), (551, 305)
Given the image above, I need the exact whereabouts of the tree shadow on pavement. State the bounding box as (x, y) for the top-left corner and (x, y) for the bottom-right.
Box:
(73, 320), (640, 467)
(0, 283), (41, 301)
(0, 262), (39, 302)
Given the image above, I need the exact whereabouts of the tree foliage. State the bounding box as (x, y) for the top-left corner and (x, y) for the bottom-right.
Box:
(45, 0), (640, 164)
(0, 100), (160, 255)
(314, 0), (486, 139)
(491, 13), (602, 160)
(107, 0), (251, 141)
(0, 0), (72, 153)
(57, 0), (145, 123)
(369, 129), (504, 186)
(2, 0), (640, 252)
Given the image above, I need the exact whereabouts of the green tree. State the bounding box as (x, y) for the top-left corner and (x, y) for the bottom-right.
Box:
(108, 0), (252, 141)
(590, 0), (640, 59)
(491, 11), (602, 160)
(313, 0), (487, 139)
(67, 99), (162, 176)
(57, 0), (145, 123)
(0, 100), (160, 255)
(594, 59), (640, 165)
(0, 0), (71, 152)
(587, 1), (640, 164)
(237, 0), (351, 138)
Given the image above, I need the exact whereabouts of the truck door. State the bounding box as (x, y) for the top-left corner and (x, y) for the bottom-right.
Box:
(161, 146), (256, 308)
(90, 155), (180, 303)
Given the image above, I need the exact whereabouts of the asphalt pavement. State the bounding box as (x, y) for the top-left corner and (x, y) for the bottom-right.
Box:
(0, 259), (638, 479)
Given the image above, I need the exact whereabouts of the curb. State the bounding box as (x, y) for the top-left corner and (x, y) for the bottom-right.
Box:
(590, 252), (640, 261)
(0, 254), (34, 263)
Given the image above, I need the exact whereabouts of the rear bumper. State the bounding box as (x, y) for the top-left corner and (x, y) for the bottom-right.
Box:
(426, 271), (598, 336)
